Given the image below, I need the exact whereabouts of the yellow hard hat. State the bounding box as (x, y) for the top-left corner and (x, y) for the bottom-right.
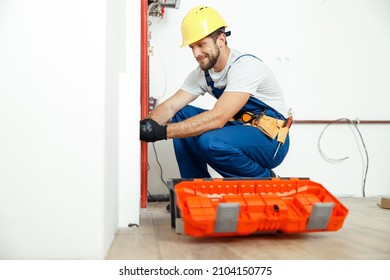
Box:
(180, 6), (227, 47)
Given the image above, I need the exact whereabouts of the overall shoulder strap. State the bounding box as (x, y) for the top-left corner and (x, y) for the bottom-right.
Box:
(204, 70), (225, 97)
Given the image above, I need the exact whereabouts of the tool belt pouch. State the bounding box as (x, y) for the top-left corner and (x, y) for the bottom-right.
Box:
(277, 126), (289, 144)
(256, 115), (285, 140)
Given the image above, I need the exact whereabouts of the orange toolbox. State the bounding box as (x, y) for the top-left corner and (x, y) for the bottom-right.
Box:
(167, 177), (349, 237)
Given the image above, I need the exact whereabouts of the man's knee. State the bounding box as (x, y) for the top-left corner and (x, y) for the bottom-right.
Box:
(197, 133), (223, 162)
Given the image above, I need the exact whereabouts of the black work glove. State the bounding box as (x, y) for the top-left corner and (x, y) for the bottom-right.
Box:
(140, 118), (167, 142)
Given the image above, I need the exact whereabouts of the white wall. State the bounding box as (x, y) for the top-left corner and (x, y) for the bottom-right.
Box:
(147, 0), (390, 197)
(0, 0), (140, 259)
(119, 1), (141, 228)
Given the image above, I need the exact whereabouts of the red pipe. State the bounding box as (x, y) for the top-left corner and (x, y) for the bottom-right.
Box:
(293, 120), (390, 125)
(140, 0), (149, 208)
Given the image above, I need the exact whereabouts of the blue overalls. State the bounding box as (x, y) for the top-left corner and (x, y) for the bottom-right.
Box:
(171, 55), (290, 178)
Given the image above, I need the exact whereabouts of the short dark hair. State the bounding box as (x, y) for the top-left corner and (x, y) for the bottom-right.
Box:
(208, 28), (228, 45)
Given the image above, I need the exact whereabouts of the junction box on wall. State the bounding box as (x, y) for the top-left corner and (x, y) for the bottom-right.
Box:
(148, 0), (181, 18)
(159, 0), (181, 9)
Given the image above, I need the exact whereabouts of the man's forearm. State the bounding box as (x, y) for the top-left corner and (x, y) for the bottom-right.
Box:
(166, 110), (225, 139)
(146, 103), (175, 125)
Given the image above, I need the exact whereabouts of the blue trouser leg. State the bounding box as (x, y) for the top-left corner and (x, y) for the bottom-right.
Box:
(197, 124), (289, 177)
(171, 105), (211, 178)
(171, 105), (289, 178)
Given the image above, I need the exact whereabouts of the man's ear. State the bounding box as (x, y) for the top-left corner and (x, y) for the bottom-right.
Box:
(218, 35), (226, 47)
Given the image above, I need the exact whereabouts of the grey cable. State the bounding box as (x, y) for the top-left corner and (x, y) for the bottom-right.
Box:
(317, 118), (369, 197)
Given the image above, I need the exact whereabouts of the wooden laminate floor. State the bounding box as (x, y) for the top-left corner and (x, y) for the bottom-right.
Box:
(105, 197), (390, 260)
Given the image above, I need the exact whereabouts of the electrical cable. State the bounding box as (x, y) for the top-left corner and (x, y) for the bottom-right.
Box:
(147, 190), (158, 202)
(147, 156), (168, 202)
(151, 143), (171, 209)
(152, 142), (170, 191)
(146, 162), (157, 201)
(317, 118), (369, 197)
(146, 4), (170, 202)
(147, 2), (168, 100)
(145, 143), (170, 202)
(149, 33), (168, 100)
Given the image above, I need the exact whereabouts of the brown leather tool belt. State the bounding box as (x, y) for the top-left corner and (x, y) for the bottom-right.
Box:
(232, 111), (288, 144)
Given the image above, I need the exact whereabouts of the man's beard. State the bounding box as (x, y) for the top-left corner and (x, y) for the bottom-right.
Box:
(199, 46), (220, 71)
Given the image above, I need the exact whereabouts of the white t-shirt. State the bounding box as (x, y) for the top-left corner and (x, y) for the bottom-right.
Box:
(181, 49), (288, 117)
